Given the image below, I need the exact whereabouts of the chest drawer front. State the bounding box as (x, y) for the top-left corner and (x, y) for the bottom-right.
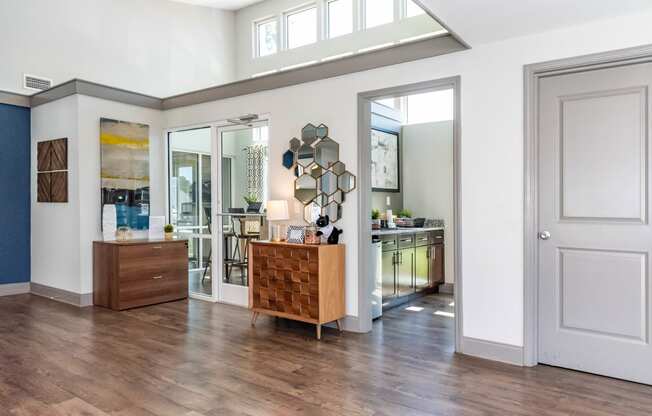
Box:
(118, 242), (187, 275)
(380, 235), (398, 252)
(118, 269), (187, 309)
(415, 232), (431, 247)
(251, 245), (320, 319)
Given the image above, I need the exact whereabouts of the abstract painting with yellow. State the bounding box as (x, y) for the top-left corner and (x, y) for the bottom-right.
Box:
(100, 118), (150, 230)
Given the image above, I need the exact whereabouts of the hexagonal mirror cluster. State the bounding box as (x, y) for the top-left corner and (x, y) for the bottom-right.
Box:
(284, 123), (356, 223)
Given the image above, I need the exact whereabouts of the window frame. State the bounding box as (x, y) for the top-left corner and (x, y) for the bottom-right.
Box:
(254, 16), (279, 58)
(283, 3), (319, 50)
(402, 0), (426, 18)
(325, 0), (354, 39)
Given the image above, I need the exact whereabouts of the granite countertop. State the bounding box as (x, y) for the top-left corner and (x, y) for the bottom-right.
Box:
(371, 227), (444, 236)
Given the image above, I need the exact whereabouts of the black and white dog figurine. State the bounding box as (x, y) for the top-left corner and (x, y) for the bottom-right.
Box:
(315, 215), (343, 244)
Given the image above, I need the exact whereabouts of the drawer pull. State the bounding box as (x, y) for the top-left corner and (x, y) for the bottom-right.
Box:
(400, 238), (412, 242)
(152, 246), (163, 249)
(382, 241), (395, 245)
(418, 237), (428, 241)
(152, 275), (163, 280)
(434, 236), (444, 239)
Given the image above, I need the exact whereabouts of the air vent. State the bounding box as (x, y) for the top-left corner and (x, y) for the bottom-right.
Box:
(23, 74), (52, 91)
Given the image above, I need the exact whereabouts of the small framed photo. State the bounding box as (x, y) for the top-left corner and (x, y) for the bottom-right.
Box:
(286, 225), (306, 244)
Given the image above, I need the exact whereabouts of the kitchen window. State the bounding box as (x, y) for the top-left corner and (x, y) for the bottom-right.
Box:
(285, 5), (318, 49)
(326, 0), (353, 38)
(255, 17), (278, 57)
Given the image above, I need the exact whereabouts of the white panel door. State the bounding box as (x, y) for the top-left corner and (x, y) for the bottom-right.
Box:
(538, 62), (652, 384)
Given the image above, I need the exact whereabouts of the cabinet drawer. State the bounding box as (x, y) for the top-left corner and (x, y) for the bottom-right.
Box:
(397, 234), (415, 249)
(118, 270), (187, 309)
(380, 235), (398, 252)
(429, 230), (444, 245)
(415, 232), (431, 247)
(118, 242), (187, 275)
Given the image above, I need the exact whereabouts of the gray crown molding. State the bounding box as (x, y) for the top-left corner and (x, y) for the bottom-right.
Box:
(0, 90), (30, 108)
(31, 79), (163, 109)
(162, 34), (465, 110)
(25, 34), (466, 111)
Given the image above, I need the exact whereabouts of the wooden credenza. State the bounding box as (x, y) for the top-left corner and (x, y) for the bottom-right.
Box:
(93, 239), (188, 310)
(248, 241), (345, 339)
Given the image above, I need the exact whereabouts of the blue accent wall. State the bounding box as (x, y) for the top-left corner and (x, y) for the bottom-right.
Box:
(0, 103), (30, 284)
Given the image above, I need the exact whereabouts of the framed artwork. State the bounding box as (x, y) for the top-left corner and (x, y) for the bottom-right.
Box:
(371, 128), (400, 192)
(286, 225), (306, 244)
(100, 118), (150, 230)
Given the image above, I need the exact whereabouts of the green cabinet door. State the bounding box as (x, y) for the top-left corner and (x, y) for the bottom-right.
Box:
(397, 248), (414, 297)
(381, 251), (396, 300)
(414, 245), (429, 291)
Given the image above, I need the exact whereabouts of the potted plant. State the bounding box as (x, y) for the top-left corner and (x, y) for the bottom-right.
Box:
(244, 193), (262, 213)
(164, 224), (174, 240)
(371, 209), (381, 230)
(397, 209), (412, 218)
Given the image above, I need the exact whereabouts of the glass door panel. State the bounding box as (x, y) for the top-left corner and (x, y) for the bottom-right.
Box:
(216, 121), (268, 306)
(168, 127), (213, 298)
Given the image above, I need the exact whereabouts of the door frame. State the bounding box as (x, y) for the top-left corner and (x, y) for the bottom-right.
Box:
(356, 76), (462, 353)
(523, 43), (652, 366)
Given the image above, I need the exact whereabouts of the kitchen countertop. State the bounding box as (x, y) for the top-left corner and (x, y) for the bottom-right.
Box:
(371, 227), (443, 236)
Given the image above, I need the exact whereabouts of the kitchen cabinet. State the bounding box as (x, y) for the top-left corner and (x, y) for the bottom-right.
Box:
(382, 250), (397, 299)
(397, 248), (414, 297)
(414, 245), (430, 291)
(430, 243), (445, 286)
(377, 229), (444, 310)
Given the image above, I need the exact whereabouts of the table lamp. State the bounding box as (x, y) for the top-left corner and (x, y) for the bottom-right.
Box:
(266, 200), (289, 242)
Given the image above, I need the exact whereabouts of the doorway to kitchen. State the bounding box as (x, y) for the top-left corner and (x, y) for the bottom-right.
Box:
(357, 77), (461, 353)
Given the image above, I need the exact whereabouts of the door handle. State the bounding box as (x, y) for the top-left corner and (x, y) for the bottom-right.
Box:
(538, 231), (551, 240)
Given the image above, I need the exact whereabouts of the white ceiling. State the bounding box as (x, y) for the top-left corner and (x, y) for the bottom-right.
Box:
(168, 0), (263, 11)
(419, 0), (652, 46)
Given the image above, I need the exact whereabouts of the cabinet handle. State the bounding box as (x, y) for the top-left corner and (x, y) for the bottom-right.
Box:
(418, 237), (428, 241)
(399, 251), (403, 264)
(432, 247), (436, 260)
(434, 236), (444, 240)
(400, 238), (412, 243)
(152, 246), (163, 249)
(152, 275), (163, 280)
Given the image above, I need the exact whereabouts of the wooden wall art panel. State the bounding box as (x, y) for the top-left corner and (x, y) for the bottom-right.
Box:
(37, 138), (68, 203)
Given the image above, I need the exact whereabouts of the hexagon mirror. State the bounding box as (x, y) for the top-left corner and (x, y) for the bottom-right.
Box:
(301, 124), (318, 145)
(338, 171), (356, 193)
(331, 161), (346, 175)
(319, 170), (338, 196)
(315, 137), (339, 169)
(294, 164), (304, 178)
(296, 144), (315, 167)
(304, 201), (321, 223)
(289, 137), (301, 152)
(322, 201), (342, 223)
(330, 189), (344, 204)
(309, 164), (323, 179)
(282, 150), (295, 169)
(295, 174), (317, 204)
(316, 124), (328, 139)
(314, 193), (329, 207)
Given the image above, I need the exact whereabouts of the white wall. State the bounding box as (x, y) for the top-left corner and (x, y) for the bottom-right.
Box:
(234, 0), (443, 78)
(31, 95), (81, 293)
(31, 95), (164, 295)
(164, 9), (652, 346)
(402, 121), (454, 284)
(0, 0), (235, 97)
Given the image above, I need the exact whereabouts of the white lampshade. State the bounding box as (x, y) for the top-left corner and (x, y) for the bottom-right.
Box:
(266, 200), (289, 221)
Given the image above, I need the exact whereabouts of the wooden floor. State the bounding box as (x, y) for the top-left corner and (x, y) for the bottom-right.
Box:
(1, 294), (652, 416)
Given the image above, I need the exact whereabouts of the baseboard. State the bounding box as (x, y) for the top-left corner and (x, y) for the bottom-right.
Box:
(30, 283), (93, 307)
(324, 315), (367, 333)
(0, 282), (31, 296)
(439, 283), (454, 294)
(460, 336), (524, 366)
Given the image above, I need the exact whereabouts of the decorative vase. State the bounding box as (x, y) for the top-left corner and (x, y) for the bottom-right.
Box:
(165, 232), (174, 240)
